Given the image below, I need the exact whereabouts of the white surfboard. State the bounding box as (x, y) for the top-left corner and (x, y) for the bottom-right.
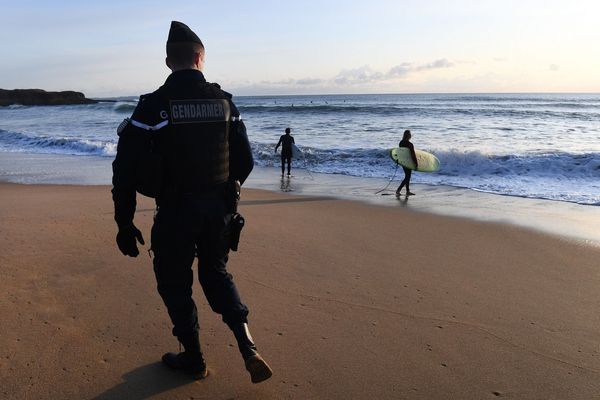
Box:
(291, 143), (302, 158)
(278, 144), (302, 158)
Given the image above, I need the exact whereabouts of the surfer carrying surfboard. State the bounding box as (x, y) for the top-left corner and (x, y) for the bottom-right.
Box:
(395, 130), (418, 196)
(274, 127), (295, 177)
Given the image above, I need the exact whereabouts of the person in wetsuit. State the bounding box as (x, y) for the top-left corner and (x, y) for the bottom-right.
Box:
(396, 129), (418, 196)
(111, 21), (272, 384)
(274, 127), (295, 177)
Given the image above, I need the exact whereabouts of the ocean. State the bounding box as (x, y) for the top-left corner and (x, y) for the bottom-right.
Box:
(1, 93), (599, 206)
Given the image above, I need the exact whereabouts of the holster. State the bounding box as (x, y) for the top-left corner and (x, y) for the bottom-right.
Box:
(229, 213), (245, 252)
(225, 180), (244, 251)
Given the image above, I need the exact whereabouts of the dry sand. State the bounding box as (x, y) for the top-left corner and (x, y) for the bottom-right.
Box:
(1, 182), (600, 399)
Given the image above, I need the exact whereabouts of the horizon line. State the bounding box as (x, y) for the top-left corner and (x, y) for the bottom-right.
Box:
(89, 90), (600, 99)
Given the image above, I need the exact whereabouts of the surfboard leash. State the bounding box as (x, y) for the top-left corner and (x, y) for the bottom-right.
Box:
(374, 163), (400, 194)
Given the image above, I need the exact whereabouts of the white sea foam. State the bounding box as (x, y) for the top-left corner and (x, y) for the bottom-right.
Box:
(0, 129), (116, 157)
(1, 93), (599, 205)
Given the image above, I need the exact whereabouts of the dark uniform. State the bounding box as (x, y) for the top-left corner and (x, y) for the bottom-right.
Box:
(112, 21), (271, 384)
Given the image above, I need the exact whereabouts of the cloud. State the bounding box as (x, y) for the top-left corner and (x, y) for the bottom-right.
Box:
(334, 59), (453, 85)
(385, 63), (413, 79)
(260, 78), (295, 85)
(296, 78), (324, 85)
(385, 58), (454, 80)
(333, 66), (384, 85)
(264, 58), (454, 88)
(230, 59), (455, 94)
(415, 58), (454, 71)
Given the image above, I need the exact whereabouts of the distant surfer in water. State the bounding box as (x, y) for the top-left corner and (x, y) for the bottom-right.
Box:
(396, 130), (418, 196)
(275, 127), (295, 177)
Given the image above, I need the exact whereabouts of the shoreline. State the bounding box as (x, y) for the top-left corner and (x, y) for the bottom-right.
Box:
(0, 150), (599, 246)
(2, 182), (600, 399)
(245, 166), (600, 247)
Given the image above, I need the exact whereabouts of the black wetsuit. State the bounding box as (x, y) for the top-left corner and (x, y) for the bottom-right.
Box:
(112, 69), (254, 344)
(396, 139), (418, 194)
(275, 134), (295, 175)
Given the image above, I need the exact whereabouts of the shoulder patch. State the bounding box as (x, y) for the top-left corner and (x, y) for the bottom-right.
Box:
(131, 90), (169, 128)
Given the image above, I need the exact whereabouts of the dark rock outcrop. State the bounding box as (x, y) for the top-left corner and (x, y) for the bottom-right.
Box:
(0, 89), (98, 106)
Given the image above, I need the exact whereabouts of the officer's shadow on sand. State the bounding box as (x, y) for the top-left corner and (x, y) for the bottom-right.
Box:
(93, 362), (193, 400)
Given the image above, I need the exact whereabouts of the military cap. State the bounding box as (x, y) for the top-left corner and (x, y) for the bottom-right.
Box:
(167, 21), (203, 45)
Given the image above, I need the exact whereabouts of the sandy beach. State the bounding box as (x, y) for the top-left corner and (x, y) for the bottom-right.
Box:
(2, 182), (600, 399)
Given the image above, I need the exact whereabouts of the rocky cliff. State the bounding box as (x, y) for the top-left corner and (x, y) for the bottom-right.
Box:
(0, 89), (97, 106)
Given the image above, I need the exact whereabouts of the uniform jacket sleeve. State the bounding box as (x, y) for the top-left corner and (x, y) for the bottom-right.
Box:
(228, 100), (254, 185)
(111, 94), (163, 227)
(111, 121), (139, 228)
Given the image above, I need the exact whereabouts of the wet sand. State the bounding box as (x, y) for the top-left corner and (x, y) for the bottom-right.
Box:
(2, 151), (598, 245)
(1, 182), (600, 399)
(246, 166), (600, 246)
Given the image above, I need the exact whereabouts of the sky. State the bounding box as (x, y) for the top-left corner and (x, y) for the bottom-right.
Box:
(1, 0), (600, 97)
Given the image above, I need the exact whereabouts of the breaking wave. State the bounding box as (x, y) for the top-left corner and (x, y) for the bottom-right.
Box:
(0, 129), (116, 156)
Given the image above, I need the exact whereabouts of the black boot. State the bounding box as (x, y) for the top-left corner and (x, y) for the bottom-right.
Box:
(230, 323), (273, 383)
(162, 332), (208, 380)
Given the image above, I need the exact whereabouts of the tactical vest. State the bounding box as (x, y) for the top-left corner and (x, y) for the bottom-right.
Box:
(156, 81), (232, 196)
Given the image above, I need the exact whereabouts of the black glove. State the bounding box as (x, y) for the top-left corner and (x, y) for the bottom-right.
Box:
(116, 224), (145, 257)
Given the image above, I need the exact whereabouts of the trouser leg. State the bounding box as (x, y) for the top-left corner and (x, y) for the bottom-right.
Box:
(152, 207), (208, 379)
(196, 212), (249, 326)
(281, 156), (285, 174)
(194, 198), (271, 383)
(287, 157), (291, 175)
(152, 210), (199, 341)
